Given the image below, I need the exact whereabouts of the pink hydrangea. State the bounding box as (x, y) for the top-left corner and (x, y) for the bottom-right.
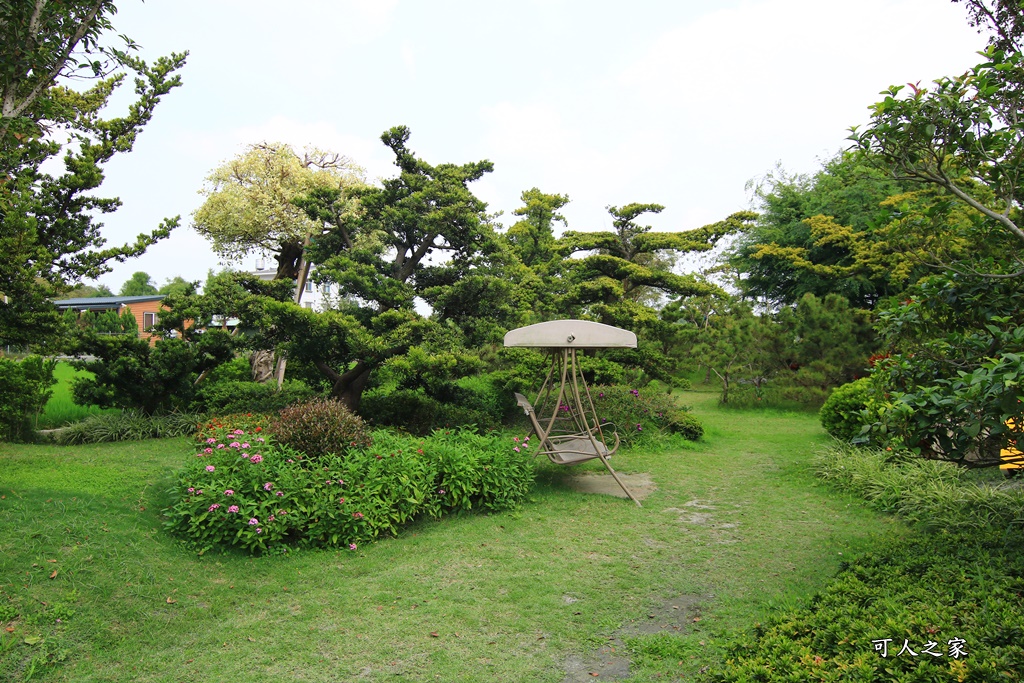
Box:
(227, 505), (239, 513)
(206, 465), (215, 472)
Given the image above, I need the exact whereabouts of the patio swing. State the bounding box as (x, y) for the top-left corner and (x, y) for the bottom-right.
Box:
(503, 320), (643, 507)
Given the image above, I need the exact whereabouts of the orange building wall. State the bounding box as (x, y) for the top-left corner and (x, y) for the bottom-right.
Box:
(122, 300), (169, 346)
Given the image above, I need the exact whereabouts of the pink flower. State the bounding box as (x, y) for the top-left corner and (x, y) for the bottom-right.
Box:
(227, 505), (239, 513)
(229, 442), (240, 449)
(352, 512), (364, 519)
(268, 515), (275, 522)
(337, 479), (344, 486)
(217, 444), (225, 449)
(513, 437), (520, 443)
(263, 482), (273, 491)
(349, 543), (357, 550)
(275, 491), (284, 497)
(439, 489), (445, 495)
(286, 459), (294, 463)
(208, 503), (220, 511)
(250, 454), (263, 464)
(241, 442), (250, 449)
(248, 517), (259, 525)
(513, 446), (520, 452)
(224, 489), (234, 496)
(187, 487), (195, 493)
(256, 528), (262, 534)
(205, 465), (215, 472)
(233, 429), (244, 435)
(326, 480), (332, 485)
(203, 448), (213, 454)
(636, 424), (642, 431)
(257, 437), (265, 443)
(196, 489), (203, 495)
(206, 437), (216, 444)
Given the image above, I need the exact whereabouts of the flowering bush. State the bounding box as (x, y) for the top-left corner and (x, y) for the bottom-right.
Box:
(269, 397), (372, 459)
(163, 427), (535, 554)
(587, 385), (703, 446)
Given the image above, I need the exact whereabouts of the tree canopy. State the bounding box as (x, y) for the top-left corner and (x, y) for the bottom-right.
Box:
(0, 1), (185, 346)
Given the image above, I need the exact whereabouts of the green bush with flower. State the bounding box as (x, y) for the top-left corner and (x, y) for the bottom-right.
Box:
(587, 385), (703, 447)
(164, 422), (535, 555)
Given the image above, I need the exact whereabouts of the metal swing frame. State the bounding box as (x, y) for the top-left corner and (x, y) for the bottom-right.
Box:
(505, 320), (642, 507)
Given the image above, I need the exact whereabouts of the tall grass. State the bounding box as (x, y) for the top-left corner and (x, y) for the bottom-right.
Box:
(36, 362), (117, 429)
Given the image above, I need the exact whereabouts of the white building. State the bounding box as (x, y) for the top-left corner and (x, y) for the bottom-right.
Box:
(251, 258), (336, 312)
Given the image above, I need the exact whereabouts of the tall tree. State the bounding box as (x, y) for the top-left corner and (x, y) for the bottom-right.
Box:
(851, 1), (1024, 277)
(119, 271), (158, 296)
(192, 143), (365, 284)
(253, 126), (504, 411)
(0, 2), (185, 347)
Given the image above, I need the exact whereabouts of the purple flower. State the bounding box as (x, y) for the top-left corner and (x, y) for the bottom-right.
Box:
(224, 489), (234, 496)
(250, 454), (263, 464)
(349, 543), (357, 550)
(598, 392), (604, 398)
(208, 503), (220, 511)
(205, 465), (215, 472)
(275, 491), (284, 497)
(636, 424), (642, 431)
(263, 482), (273, 491)
(631, 389), (639, 396)
(248, 517), (259, 525)
(256, 528), (262, 534)
(227, 505), (239, 513)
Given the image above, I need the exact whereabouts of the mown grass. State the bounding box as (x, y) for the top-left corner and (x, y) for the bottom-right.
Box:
(0, 389), (905, 682)
(36, 363), (117, 430)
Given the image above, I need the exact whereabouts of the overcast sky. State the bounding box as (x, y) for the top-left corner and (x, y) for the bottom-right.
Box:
(84, 0), (985, 292)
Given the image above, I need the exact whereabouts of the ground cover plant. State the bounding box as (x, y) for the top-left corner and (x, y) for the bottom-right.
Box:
(708, 442), (1024, 682)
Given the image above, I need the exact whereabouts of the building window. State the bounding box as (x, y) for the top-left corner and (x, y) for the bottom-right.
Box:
(304, 280), (313, 293)
(321, 283), (331, 295)
(256, 258), (266, 271)
(143, 312), (156, 330)
(304, 302), (313, 309)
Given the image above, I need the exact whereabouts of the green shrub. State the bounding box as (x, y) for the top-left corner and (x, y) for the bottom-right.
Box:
(192, 378), (315, 414)
(586, 385), (703, 447)
(814, 442), (1024, 533)
(360, 378), (513, 435)
(710, 530), (1024, 683)
(820, 377), (873, 441)
(269, 397), (372, 458)
(0, 355), (56, 441)
(164, 427), (536, 554)
(53, 410), (204, 445)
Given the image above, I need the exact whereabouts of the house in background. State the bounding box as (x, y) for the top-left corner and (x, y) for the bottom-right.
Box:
(52, 294), (167, 344)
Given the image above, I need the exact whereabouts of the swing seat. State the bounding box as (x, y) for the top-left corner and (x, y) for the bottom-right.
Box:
(515, 393), (636, 506)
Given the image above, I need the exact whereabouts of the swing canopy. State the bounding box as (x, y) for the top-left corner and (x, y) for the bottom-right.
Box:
(503, 319), (642, 506)
(503, 319), (637, 349)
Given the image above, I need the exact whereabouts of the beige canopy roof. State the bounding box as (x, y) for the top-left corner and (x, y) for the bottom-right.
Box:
(503, 320), (637, 349)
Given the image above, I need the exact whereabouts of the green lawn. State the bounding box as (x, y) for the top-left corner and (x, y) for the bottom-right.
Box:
(0, 390), (907, 682)
(36, 363), (117, 430)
